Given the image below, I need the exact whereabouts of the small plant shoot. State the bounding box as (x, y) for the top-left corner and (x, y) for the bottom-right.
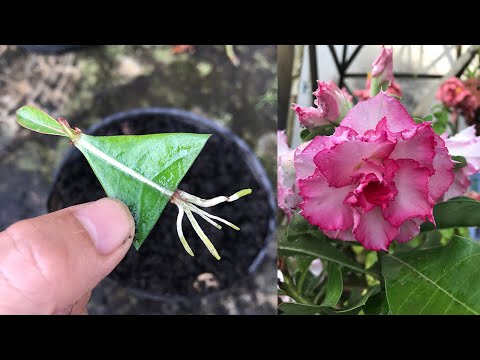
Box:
(16, 105), (252, 260)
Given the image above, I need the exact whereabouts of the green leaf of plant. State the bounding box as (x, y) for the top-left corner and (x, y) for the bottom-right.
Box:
(304, 124), (336, 141)
(16, 105), (212, 250)
(76, 133), (210, 249)
(16, 105), (68, 137)
(279, 286), (378, 315)
(452, 155), (467, 169)
(286, 213), (324, 241)
(363, 290), (390, 315)
(421, 197), (480, 232)
(382, 236), (480, 314)
(300, 129), (311, 142)
(320, 262), (343, 307)
(279, 224), (377, 278)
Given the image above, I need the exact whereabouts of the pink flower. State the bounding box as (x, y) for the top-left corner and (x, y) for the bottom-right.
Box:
(291, 105), (328, 130)
(437, 77), (479, 121)
(443, 125), (480, 199)
(294, 93), (455, 251)
(277, 131), (309, 221)
(371, 46), (394, 84)
(292, 81), (353, 130)
(354, 76), (403, 102)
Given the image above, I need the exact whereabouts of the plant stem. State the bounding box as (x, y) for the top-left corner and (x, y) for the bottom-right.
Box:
(370, 76), (383, 98)
(280, 271), (313, 305)
(297, 270), (308, 294)
(313, 284), (327, 304)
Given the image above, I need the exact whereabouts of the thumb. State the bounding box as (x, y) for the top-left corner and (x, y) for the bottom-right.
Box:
(0, 198), (134, 314)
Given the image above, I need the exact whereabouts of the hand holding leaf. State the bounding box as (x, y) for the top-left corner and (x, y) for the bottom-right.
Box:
(16, 105), (251, 260)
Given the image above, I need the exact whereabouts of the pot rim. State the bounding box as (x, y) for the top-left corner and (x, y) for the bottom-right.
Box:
(47, 107), (275, 303)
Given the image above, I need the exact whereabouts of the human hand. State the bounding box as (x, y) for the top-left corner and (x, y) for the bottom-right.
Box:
(0, 198), (134, 314)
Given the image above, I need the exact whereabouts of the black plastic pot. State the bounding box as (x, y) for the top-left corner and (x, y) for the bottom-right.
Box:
(19, 45), (88, 55)
(47, 108), (275, 305)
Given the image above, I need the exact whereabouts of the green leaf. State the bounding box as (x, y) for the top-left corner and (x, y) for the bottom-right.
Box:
(16, 105), (68, 137)
(279, 286), (378, 315)
(421, 197), (480, 232)
(279, 224), (377, 278)
(320, 262), (343, 307)
(331, 286), (379, 314)
(304, 124), (336, 141)
(432, 109), (449, 135)
(286, 213), (324, 241)
(452, 155), (467, 169)
(363, 291), (390, 315)
(16, 105), (214, 251)
(300, 129), (311, 142)
(382, 236), (480, 314)
(76, 133), (210, 249)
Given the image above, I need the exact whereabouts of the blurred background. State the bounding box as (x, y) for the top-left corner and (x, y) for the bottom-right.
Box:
(0, 45), (277, 314)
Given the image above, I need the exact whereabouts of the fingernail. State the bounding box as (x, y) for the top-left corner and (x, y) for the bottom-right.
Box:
(74, 198), (135, 255)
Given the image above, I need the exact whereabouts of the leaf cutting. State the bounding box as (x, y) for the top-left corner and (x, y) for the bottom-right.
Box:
(16, 105), (252, 260)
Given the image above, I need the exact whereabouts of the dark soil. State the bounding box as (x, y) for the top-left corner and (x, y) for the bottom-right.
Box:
(48, 110), (274, 298)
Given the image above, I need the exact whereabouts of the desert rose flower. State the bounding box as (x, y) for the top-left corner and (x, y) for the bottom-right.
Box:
(371, 46), (394, 85)
(278, 131), (310, 221)
(294, 92), (454, 251)
(437, 77), (479, 121)
(444, 125), (480, 199)
(292, 81), (353, 130)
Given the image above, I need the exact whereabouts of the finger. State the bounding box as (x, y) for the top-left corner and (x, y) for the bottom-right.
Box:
(70, 291), (92, 315)
(0, 198), (134, 314)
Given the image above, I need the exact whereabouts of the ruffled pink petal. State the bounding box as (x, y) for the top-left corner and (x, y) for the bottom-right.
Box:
(341, 92), (415, 135)
(292, 103), (331, 130)
(277, 186), (302, 221)
(396, 218), (422, 243)
(444, 165), (473, 200)
(389, 123), (436, 173)
(383, 159), (433, 227)
(298, 170), (356, 231)
(429, 135), (455, 202)
(351, 158), (385, 183)
(314, 136), (395, 187)
(353, 207), (399, 251)
(445, 125), (480, 172)
(323, 227), (356, 242)
(294, 136), (331, 180)
(294, 128), (354, 182)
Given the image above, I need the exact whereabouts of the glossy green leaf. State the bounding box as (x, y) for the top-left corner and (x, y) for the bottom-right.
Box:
(17, 106), (68, 137)
(279, 223), (377, 278)
(76, 133), (210, 249)
(320, 262), (343, 307)
(421, 197), (480, 232)
(382, 236), (480, 315)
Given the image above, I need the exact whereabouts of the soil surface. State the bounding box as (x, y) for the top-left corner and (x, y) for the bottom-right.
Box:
(0, 45), (277, 314)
